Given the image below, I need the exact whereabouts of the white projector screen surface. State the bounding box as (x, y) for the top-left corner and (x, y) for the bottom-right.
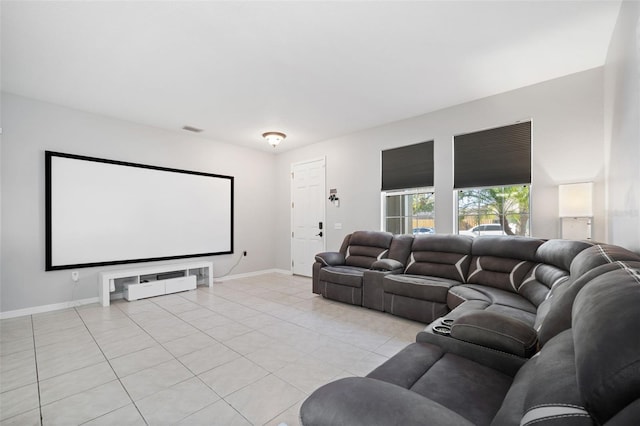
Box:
(46, 151), (233, 270)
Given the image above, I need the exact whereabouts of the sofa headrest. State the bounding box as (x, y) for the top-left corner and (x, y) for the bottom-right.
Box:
(348, 231), (393, 249)
(535, 239), (594, 271)
(569, 244), (640, 279)
(471, 236), (543, 262)
(405, 235), (472, 282)
(411, 234), (473, 253)
(573, 265), (640, 424)
(344, 231), (394, 268)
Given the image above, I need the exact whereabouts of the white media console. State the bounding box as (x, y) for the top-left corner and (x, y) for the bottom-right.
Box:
(98, 260), (214, 306)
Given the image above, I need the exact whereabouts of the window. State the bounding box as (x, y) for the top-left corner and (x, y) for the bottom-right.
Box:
(382, 141), (435, 234)
(458, 185), (530, 236)
(383, 188), (435, 235)
(454, 122), (531, 237)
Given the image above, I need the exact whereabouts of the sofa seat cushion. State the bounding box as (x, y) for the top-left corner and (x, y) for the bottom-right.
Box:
(383, 274), (461, 303)
(448, 284), (537, 326)
(367, 342), (513, 425)
(318, 266), (367, 288)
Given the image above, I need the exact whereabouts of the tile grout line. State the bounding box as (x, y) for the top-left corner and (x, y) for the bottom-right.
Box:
(30, 315), (44, 426)
(74, 306), (149, 426)
(111, 295), (235, 424)
(127, 293), (268, 425)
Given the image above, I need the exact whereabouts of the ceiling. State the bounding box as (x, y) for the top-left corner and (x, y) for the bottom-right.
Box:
(1, 1), (622, 153)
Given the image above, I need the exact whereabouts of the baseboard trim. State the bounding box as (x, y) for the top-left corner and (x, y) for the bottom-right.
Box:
(214, 268), (293, 282)
(0, 269), (298, 318)
(0, 297), (100, 319)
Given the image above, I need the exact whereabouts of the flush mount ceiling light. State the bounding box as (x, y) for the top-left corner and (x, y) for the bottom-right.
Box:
(262, 131), (286, 148)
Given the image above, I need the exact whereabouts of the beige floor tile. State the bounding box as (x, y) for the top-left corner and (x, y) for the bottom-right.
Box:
(274, 356), (345, 394)
(0, 336), (33, 357)
(225, 374), (305, 425)
(136, 377), (219, 425)
(34, 325), (90, 348)
(110, 345), (174, 378)
(223, 330), (273, 355)
(163, 331), (217, 357)
(176, 307), (217, 322)
(264, 400), (303, 426)
(83, 317), (136, 334)
(82, 404), (146, 426)
(198, 357), (269, 397)
(209, 304), (261, 321)
(39, 361), (116, 405)
(188, 312), (235, 330)
(98, 331), (157, 360)
(0, 274), (417, 425)
(178, 400), (251, 426)
(310, 339), (371, 372)
(203, 322), (252, 341)
(0, 408), (40, 426)
(142, 321), (200, 343)
(373, 336), (412, 357)
(121, 359), (194, 401)
(160, 301), (202, 315)
(41, 380), (131, 426)
(90, 324), (146, 346)
(0, 382), (39, 421)
(244, 343), (305, 373)
(36, 344), (106, 381)
(178, 342), (240, 375)
(0, 350), (37, 392)
(34, 333), (97, 362)
(236, 313), (285, 329)
(0, 317), (33, 341)
(344, 351), (389, 377)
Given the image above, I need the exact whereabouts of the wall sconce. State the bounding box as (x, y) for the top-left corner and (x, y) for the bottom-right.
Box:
(328, 189), (340, 207)
(558, 182), (593, 240)
(262, 131), (286, 148)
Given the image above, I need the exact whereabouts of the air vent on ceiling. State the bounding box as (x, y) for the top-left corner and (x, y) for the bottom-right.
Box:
(182, 125), (204, 133)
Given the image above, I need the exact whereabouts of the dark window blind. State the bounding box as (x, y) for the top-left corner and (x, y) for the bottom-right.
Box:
(382, 141), (434, 191)
(454, 121), (531, 189)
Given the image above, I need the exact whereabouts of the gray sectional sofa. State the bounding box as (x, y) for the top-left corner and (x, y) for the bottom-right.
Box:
(314, 232), (592, 328)
(303, 232), (640, 425)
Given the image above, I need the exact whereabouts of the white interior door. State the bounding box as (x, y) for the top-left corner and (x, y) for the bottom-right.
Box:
(291, 158), (326, 277)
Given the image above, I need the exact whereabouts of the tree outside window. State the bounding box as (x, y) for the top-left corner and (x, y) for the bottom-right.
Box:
(458, 185), (530, 236)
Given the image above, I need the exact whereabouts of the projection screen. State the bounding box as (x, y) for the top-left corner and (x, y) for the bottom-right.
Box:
(45, 151), (233, 271)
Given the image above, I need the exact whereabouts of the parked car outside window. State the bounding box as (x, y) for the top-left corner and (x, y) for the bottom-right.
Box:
(459, 224), (506, 237)
(412, 227), (435, 235)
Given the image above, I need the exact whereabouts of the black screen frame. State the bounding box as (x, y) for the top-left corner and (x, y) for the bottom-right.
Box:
(45, 151), (234, 271)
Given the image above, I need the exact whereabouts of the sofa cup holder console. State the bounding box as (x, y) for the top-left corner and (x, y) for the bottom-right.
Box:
(432, 318), (454, 336)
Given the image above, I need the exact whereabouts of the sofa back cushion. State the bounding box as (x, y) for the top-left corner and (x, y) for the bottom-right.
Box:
(344, 231), (394, 269)
(537, 244), (640, 347)
(466, 236), (543, 296)
(404, 234), (473, 282)
(573, 266), (640, 424)
(388, 234), (414, 265)
(569, 243), (640, 279)
(496, 264), (640, 426)
(525, 240), (593, 312)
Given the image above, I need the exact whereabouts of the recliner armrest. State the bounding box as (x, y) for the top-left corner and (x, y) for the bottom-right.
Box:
(450, 311), (538, 358)
(371, 258), (404, 271)
(314, 252), (345, 266)
(300, 377), (473, 426)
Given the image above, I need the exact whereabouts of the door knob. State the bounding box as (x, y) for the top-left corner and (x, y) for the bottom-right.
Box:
(315, 231), (323, 237)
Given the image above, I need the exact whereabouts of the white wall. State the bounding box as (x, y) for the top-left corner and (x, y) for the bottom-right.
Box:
(604, 1), (640, 252)
(0, 93), (278, 313)
(275, 68), (606, 270)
